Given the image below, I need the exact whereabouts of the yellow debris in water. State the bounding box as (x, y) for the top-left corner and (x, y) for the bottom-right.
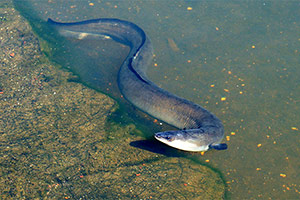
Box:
(280, 173), (287, 178)
(89, 3), (94, 6)
(205, 159), (210, 163)
(257, 144), (262, 147)
(167, 38), (180, 52)
(252, 45), (255, 48)
(291, 127), (298, 130)
(256, 168), (261, 171)
(210, 84), (215, 88)
(200, 152), (205, 156)
(231, 132), (236, 135)
(226, 136), (230, 141)
(187, 7), (193, 11)
(221, 97), (226, 101)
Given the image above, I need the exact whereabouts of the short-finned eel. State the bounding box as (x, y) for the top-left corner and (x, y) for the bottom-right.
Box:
(47, 18), (227, 152)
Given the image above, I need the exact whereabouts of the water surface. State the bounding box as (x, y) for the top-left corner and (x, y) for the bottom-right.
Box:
(14, 0), (300, 199)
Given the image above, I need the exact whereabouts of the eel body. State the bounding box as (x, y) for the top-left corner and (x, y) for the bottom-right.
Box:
(47, 18), (227, 152)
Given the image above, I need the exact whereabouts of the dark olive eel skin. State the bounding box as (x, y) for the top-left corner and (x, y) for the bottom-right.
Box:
(47, 18), (227, 152)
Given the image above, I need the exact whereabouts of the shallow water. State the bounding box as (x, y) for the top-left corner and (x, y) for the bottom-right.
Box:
(13, 0), (300, 199)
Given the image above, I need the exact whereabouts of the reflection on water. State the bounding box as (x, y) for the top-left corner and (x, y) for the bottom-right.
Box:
(13, 0), (300, 199)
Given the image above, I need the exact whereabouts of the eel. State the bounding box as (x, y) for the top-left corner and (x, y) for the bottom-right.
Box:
(47, 18), (227, 152)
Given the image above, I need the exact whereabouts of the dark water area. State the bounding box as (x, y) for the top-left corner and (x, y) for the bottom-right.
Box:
(9, 0), (300, 199)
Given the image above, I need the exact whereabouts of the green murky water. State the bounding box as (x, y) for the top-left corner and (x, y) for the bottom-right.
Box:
(12, 0), (300, 199)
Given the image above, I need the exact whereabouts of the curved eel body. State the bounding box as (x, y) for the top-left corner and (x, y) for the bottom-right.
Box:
(48, 18), (227, 152)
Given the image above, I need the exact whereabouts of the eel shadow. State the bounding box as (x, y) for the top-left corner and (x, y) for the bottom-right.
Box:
(130, 139), (188, 157)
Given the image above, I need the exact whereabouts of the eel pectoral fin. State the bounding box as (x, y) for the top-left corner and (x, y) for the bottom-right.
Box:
(209, 143), (228, 150)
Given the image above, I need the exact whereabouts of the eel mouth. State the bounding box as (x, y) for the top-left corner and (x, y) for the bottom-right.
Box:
(154, 132), (175, 142)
